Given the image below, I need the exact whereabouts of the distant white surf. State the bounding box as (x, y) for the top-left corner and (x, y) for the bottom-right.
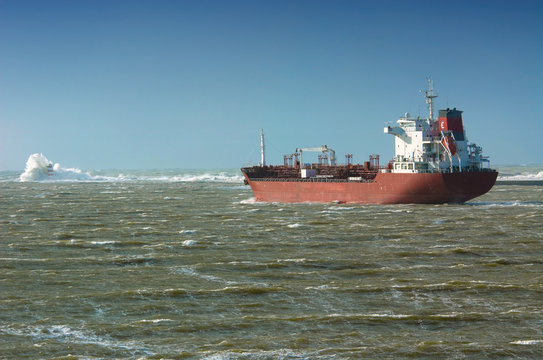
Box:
(18, 153), (243, 183)
(498, 171), (543, 182)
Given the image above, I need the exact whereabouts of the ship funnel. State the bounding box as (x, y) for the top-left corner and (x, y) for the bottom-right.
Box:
(438, 108), (465, 141)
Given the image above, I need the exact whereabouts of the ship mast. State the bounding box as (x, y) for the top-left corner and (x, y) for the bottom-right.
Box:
(424, 77), (438, 120)
(259, 129), (266, 167)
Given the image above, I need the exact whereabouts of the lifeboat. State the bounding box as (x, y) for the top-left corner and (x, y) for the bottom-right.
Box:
(442, 135), (457, 156)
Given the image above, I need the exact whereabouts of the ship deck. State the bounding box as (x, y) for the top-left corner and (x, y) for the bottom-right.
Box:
(247, 177), (375, 183)
(241, 164), (380, 181)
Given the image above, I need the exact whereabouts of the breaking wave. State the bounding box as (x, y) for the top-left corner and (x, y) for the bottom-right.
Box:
(498, 171), (543, 182)
(18, 153), (83, 182)
(18, 153), (243, 183)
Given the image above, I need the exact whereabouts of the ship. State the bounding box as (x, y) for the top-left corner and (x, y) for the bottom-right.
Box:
(241, 80), (498, 204)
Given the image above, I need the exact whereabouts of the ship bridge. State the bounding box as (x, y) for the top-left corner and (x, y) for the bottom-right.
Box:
(384, 79), (490, 174)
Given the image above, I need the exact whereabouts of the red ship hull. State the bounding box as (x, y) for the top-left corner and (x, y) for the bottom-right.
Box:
(243, 171), (498, 204)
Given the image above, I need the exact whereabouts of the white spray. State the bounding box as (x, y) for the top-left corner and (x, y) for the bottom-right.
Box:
(19, 153), (58, 182)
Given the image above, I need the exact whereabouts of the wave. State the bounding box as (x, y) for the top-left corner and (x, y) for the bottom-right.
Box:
(18, 153), (243, 183)
(469, 201), (543, 208)
(19, 153), (116, 182)
(97, 172), (243, 183)
(20, 153), (64, 182)
(498, 170), (543, 182)
(0, 323), (149, 353)
(510, 340), (543, 345)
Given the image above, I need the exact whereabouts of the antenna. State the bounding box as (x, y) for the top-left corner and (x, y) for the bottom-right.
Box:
(423, 77), (438, 120)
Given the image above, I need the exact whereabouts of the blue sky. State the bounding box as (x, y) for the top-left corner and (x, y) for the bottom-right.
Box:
(1, 0), (542, 170)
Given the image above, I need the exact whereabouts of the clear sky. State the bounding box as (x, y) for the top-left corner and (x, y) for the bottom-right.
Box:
(1, 0), (542, 170)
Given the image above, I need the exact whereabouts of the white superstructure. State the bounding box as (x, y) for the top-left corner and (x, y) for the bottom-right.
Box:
(384, 79), (489, 174)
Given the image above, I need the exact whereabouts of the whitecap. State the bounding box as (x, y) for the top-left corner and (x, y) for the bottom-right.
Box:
(510, 340), (543, 345)
(135, 319), (173, 324)
(173, 266), (230, 283)
(277, 258), (306, 263)
(179, 229), (197, 234)
(239, 197), (257, 204)
(0, 324), (146, 352)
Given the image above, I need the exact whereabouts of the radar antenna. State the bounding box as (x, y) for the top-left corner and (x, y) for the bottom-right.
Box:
(424, 77), (438, 120)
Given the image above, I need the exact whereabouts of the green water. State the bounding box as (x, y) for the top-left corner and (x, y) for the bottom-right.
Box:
(1, 170), (542, 359)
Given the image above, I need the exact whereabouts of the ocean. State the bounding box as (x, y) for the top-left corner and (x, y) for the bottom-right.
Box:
(1, 156), (542, 359)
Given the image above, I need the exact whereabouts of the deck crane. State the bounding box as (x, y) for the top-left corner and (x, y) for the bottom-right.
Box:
(296, 145), (337, 166)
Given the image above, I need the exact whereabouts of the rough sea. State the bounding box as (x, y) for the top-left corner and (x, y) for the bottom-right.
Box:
(1, 156), (542, 359)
